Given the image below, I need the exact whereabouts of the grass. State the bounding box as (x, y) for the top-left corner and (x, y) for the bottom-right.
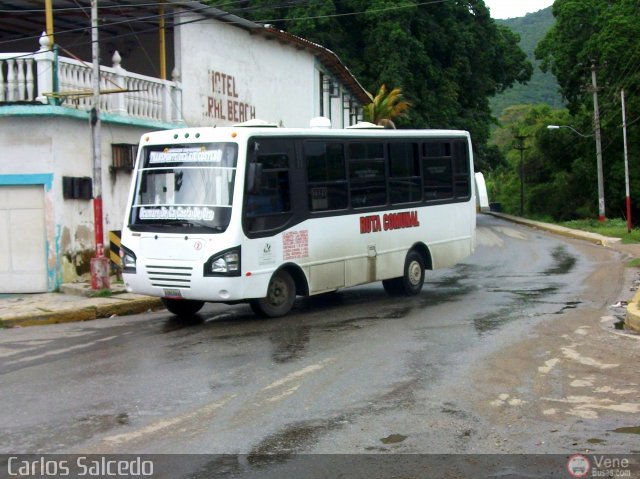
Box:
(626, 258), (640, 268)
(90, 289), (113, 298)
(559, 218), (640, 244)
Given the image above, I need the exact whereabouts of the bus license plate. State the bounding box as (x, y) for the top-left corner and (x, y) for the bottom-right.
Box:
(163, 288), (183, 299)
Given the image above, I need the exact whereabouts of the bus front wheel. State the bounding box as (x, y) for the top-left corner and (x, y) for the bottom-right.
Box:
(162, 298), (205, 317)
(250, 269), (296, 318)
(382, 250), (425, 296)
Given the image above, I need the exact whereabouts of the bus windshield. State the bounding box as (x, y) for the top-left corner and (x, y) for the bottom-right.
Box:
(129, 143), (238, 232)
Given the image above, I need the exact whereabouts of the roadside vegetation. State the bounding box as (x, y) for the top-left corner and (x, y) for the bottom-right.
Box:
(223, 0), (532, 169)
(219, 1), (640, 231)
(559, 218), (640, 244)
(487, 0), (640, 228)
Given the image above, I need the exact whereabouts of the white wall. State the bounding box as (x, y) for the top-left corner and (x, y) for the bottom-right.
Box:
(0, 115), (145, 286)
(0, 11), (365, 290)
(176, 15), (320, 128)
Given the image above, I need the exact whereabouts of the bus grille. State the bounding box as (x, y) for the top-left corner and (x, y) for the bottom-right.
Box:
(146, 265), (193, 289)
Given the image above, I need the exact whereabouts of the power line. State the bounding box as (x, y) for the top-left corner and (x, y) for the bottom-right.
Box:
(0, 0), (457, 49)
(0, 1), (217, 13)
(254, 0), (451, 24)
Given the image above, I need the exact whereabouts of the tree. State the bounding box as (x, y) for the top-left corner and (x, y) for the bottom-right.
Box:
(224, 0), (532, 168)
(362, 84), (410, 125)
(488, 104), (600, 220)
(536, 0), (640, 220)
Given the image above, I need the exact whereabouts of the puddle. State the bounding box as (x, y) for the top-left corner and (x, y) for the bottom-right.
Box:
(544, 246), (577, 275)
(320, 305), (414, 332)
(380, 433), (407, 444)
(441, 402), (470, 419)
(424, 263), (479, 290)
(612, 426), (640, 435)
(79, 412), (130, 427)
(249, 417), (347, 459)
(488, 285), (559, 301)
(512, 286), (559, 300)
(70, 412), (131, 443)
(555, 301), (582, 314)
(248, 380), (417, 457)
(587, 438), (606, 444)
(269, 326), (310, 363)
(162, 316), (205, 333)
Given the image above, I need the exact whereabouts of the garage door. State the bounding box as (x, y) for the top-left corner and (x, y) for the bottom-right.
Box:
(0, 185), (47, 293)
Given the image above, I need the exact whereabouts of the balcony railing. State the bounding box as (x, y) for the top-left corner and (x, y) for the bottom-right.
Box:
(0, 33), (183, 124)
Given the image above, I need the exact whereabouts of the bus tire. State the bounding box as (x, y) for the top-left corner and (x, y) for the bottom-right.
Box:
(162, 298), (204, 317)
(383, 250), (425, 296)
(250, 269), (296, 318)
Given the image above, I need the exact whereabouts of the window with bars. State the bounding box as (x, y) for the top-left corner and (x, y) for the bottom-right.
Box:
(111, 143), (138, 172)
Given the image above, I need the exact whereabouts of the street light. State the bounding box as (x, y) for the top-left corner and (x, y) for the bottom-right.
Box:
(546, 124), (593, 137)
(547, 124), (605, 222)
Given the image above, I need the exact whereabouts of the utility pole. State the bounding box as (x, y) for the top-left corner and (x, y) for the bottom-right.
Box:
(45, 0), (54, 44)
(622, 88), (632, 232)
(90, 0), (109, 290)
(514, 135), (530, 217)
(159, 0), (167, 80)
(591, 62), (606, 222)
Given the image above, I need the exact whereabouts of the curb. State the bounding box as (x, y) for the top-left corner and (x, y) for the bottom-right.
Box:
(0, 297), (163, 328)
(485, 212), (621, 247)
(625, 290), (640, 333)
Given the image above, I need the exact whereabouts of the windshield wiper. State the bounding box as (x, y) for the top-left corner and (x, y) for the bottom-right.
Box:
(152, 221), (196, 228)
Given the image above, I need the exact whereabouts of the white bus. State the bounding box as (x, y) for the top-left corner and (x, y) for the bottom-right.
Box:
(120, 119), (476, 318)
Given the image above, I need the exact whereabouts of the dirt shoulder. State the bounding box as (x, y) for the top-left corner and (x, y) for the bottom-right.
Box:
(463, 240), (640, 453)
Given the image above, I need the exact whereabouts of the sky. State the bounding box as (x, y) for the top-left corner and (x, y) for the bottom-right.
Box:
(483, 0), (555, 19)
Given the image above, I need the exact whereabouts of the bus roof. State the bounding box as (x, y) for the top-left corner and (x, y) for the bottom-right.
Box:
(141, 120), (471, 145)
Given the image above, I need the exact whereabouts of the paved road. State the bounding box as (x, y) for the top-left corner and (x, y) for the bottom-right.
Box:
(2, 215), (639, 464)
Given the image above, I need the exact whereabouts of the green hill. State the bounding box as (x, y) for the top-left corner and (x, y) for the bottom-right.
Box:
(491, 7), (564, 117)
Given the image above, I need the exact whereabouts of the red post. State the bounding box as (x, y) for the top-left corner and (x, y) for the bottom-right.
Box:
(622, 90), (632, 233)
(90, 196), (110, 290)
(93, 196), (104, 257)
(627, 195), (632, 233)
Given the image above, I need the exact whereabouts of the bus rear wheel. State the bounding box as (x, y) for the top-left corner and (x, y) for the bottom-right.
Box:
(250, 269), (296, 318)
(382, 250), (425, 296)
(162, 298), (205, 317)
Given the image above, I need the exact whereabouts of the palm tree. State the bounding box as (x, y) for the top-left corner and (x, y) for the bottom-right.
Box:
(362, 84), (411, 126)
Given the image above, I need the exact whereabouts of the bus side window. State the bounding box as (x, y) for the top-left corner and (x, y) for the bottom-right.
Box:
(389, 142), (421, 204)
(305, 141), (348, 212)
(348, 142), (386, 208)
(453, 141), (471, 199)
(244, 139), (293, 233)
(423, 141), (454, 201)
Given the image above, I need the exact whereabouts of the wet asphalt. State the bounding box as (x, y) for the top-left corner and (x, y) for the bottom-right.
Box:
(1, 215), (629, 465)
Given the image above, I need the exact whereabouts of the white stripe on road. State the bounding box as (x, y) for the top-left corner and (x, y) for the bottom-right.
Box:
(103, 394), (237, 445)
(262, 358), (335, 392)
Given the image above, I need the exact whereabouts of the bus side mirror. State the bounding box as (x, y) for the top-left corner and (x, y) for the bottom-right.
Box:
(248, 162), (263, 192)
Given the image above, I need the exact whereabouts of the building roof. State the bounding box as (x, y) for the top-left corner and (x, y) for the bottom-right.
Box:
(0, 0), (370, 104)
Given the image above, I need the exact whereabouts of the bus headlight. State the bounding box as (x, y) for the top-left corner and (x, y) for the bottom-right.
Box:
(119, 245), (137, 273)
(204, 247), (241, 277)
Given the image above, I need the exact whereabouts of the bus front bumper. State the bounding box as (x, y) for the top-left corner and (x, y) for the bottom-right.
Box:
(122, 267), (270, 303)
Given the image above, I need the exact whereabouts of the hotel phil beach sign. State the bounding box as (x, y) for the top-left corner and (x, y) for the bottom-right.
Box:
(204, 69), (257, 124)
